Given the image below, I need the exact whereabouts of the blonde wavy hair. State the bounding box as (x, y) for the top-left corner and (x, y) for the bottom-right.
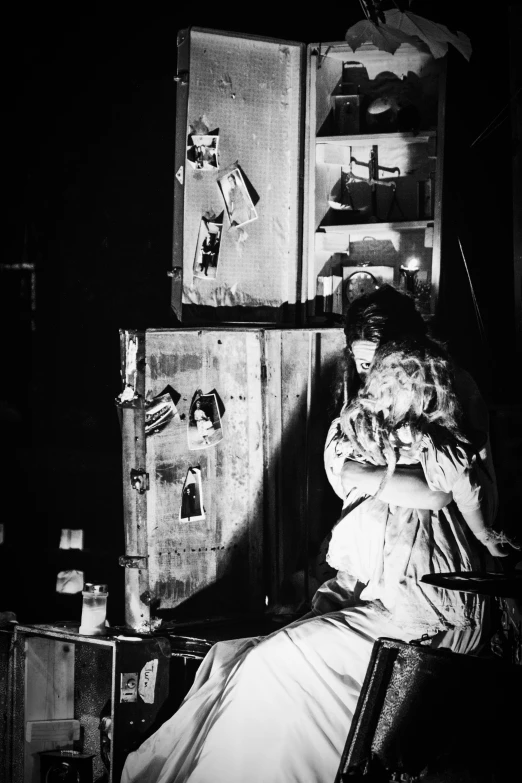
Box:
(339, 337), (467, 495)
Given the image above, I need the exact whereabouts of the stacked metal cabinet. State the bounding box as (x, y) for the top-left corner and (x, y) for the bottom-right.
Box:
(171, 27), (446, 323)
(119, 327), (345, 629)
(119, 26), (447, 631)
(10, 624), (171, 783)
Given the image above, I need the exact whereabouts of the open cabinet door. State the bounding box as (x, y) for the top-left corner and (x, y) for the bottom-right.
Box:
(172, 27), (305, 324)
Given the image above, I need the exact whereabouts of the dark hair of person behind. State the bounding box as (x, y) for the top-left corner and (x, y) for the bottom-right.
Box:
(344, 285), (427, 349)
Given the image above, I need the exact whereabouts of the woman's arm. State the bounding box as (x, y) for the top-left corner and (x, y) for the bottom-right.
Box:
(340, 460), (453, 510)
(458, 506), (511, 557)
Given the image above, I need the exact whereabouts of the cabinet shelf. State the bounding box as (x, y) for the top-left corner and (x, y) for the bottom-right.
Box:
(320, 220), (433, 233)
(316, 221), (433, 252)
(317, 131), (436, 147)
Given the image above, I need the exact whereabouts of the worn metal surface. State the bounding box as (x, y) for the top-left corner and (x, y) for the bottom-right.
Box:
(10, 626), (172, 783)
(75, 642), (113, 781)
(143, 329), (265, 619)
(120, 327), (345, 626)
(173, 28), (304, 318)
(336, 637), (522, 782)
(121, 331), (150, 631)
(0, 628), (13, 783)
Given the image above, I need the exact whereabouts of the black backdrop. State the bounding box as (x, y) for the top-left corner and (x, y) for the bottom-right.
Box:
(2, 1), (518, 624)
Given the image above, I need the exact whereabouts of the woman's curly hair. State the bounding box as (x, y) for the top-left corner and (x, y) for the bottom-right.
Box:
(339, 337), (467, 496)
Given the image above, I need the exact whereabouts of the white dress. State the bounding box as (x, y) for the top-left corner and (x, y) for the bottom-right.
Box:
(121, 421), (495, 783)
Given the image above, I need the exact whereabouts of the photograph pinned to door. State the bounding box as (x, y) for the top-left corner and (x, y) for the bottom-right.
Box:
(187, 130), (219, 170)
(218, 165), (258, 228)
(193, 215), (223, 280)
(179, 467), (205, 522)
(145, 386), (182, 436)
(188, 389), (224, 450)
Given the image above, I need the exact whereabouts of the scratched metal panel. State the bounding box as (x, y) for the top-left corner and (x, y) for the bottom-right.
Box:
(74, 642), (112, 781)
(0, 628), (13, 783)
(176, 28), (304, 314)
(143, 329), (265, 617)
(266, 329), (346, 598)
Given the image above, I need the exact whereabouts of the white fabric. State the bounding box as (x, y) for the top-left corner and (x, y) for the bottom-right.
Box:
(122, 419), (493, 783)
(122, 603), (485, 783)
(320, 421), (492, 635)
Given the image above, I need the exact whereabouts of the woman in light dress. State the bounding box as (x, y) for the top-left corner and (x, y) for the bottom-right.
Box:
(193, 400), (213, 445)
(122, 290), (510, 783)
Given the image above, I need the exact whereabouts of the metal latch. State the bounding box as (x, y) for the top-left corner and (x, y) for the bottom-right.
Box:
(130, 469), (149, 493)
(119, 555), (148, 569)
(120, 673), (138, 702)
(173, 70), (188, 85)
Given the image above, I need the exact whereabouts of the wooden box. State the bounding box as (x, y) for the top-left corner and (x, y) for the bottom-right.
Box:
(172, 27), (446, 322)
(118, 327), (345, 630)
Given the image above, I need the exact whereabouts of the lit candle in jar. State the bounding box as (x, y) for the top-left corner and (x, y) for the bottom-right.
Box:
(400, 258), (420, 294)
(79, 583), (109, 635)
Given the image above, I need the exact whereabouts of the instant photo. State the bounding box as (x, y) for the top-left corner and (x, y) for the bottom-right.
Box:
(145, 388), (181, 436)
(218, 167), (258, 228)
(187, 132), (219, 170)
(193, 217), (223, 280)
(179, 467), (205, 522)
(188, 392), (223, 450)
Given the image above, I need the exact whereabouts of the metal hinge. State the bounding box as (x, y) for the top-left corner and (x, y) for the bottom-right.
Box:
(130, 469), (149, 493)
(119, 555), (148, 569)
(174, 70), (188, 85)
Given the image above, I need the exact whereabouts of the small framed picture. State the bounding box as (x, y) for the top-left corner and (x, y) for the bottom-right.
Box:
(188, 392), (224, 450)
(218, 167), (258, 228)
(179, 467), (205, 522)
(193, 216), (223, 280)
(187, 133), (219, 170)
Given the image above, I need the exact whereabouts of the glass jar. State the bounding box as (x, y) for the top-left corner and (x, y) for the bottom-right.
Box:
(79, 583), (108, 635)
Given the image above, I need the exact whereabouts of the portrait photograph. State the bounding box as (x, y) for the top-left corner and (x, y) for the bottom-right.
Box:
(179, 467), (205, 522)
(145, 388), (181, 436)
(193, 217), (223, 280)
(217, 166), (258, 228)
(187, 392), (223, 450)
(187, 133), (219, 170)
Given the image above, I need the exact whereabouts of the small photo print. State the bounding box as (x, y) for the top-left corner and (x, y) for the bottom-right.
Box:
(187, 133), (219, 170)
(188, 392), (223, 450)
(145, 388), (181, 436)
(179, 467), (205, 522)
(218, 167), (258, 228)
(193, 217), (223, 280)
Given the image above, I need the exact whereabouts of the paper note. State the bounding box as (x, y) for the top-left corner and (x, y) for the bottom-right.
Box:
(139, 659), (158, 704)
(26, 719), (80, 743)
(59, 529), (84, 550)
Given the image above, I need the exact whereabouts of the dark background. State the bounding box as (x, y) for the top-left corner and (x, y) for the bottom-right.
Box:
(2, 1), (521, 625)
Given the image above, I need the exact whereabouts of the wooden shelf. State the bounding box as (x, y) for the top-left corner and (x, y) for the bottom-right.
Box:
(317, 131), (436, 147)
